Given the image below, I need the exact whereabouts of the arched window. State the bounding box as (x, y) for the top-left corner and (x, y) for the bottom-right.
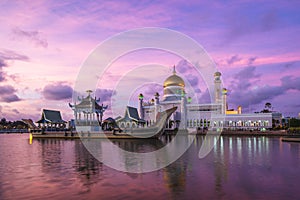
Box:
(120, 122), (125, 128)
(132, 123), (136, 128)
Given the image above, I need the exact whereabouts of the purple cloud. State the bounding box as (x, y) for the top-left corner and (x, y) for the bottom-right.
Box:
(186, 74), (199, 87)
(0, 50), (29, 82)
(284, 62), (296, 69)
(227, 55), (241, 65)
(0, 71), (6, 82)
(247, 57), (257, 65)
(227, 66), (300, 112)
(234, 66), (260, 80)
(0, 49), (29, 61)
(176, 59), (202, 94)
(95, 89), (116, 102)
(12, 27), (48, 48)
(0, 59), (7, 68)
(225, 9), (281, 41)
(281, 76), (300, 90)
(12, 109), (20, 114)
(143, 84), (163, 97)
(176, 60), (193, 73)
(42, 83), (73, 100)
(0, 85), (21, 102)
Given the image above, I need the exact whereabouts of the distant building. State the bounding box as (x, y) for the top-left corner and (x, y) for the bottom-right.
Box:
(36, 109), (66, 128)
(272, 112), (282, 128)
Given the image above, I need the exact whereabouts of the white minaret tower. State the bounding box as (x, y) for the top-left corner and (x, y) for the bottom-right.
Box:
(214, 72), (222, 104)
(222, 88), (228, 115)
(154, 92), (160, 122)
(180, 90), (187, 130)
(138, 93), (144, 119)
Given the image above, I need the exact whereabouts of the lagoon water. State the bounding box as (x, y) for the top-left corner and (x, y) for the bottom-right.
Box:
(0, 134), (300, 200)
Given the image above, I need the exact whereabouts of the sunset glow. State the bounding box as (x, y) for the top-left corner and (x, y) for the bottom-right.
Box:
(1, 0), (299, 121)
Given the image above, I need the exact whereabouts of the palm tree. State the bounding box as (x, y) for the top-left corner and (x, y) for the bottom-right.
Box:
(265, 102), (272, 110)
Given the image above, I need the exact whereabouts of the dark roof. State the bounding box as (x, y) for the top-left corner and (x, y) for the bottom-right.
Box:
(127, 106), (140, 121)
(114, 116), (122, 121)
(103, 117), (116, 123)
(36, 109), (66, 123)
(115, 106), (145, 124)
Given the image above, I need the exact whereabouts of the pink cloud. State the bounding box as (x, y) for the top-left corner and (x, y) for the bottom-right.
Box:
(0, 0), (300, 119)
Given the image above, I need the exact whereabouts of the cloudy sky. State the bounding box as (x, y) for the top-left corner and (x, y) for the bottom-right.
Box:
(0, 0), (300, 121)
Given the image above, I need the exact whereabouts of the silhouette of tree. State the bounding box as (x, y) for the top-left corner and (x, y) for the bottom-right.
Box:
(265, 102), (272, 110)
(261, 102), (272, 113)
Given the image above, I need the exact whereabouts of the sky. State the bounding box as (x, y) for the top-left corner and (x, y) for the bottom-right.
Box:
(0, 0), (300, 121)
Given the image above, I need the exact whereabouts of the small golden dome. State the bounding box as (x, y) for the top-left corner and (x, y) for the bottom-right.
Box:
(163, 74), (185, 87)
(214, 71), (221, 77)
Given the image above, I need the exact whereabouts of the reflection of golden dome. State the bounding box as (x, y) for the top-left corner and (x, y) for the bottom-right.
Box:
(163, 66), (185, 87)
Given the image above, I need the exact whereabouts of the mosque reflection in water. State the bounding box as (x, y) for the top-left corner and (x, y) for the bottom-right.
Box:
(35, 135), (300, 199)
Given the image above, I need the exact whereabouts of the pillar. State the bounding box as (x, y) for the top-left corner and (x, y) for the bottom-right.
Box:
(214, 72), (222, 104)
(180, 91), (187, 130)
(138, 93), (144, 119)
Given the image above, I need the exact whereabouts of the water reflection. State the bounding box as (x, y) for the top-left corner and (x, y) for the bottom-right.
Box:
(0, 134), (300, 199)
(111, 138), (165, 153)
(163, 159), (187, 197)
(37, 139), (104, 193)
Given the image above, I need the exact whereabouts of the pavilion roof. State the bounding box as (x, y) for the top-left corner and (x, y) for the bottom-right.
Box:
(36, 109), (66, 124)
(116, 106), (145, 123)
(74, 95), (104, 111)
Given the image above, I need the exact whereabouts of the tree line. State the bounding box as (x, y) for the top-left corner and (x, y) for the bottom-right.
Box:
(0, 118), (28, 130)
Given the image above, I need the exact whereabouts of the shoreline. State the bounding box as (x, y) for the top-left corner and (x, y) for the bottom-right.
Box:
(25, 129), (298, 140)
(2, 130), (299, 139)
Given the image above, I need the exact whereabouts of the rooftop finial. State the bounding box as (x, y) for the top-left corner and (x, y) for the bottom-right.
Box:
(86, 90), (93, 97)
(173, 65), (176, 75)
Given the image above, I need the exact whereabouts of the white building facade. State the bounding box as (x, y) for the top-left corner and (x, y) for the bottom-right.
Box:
(138, 67), (272, 131)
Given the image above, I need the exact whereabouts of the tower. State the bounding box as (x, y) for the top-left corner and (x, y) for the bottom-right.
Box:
(154, 92), (160, 122)
(222, 88), (228, 115)
(214, 72), (222, 104)
(138, 93), (144, 119)
(180, 90), (187, 130)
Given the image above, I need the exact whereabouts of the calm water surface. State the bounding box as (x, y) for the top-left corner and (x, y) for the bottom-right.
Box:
(0, 134), (300, 200)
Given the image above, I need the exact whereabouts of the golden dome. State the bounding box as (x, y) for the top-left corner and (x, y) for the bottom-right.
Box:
(214, 71), (221, 77)
(164, 74), (185, 87)
(163, 66), (185, 87)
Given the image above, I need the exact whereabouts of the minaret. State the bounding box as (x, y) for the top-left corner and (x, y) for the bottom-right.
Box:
(214, 72), (222, 104)
(222, 88), (228, 115)
(238, 106), (242, 114)
(138, 93), (144, 119)
(180, 90), (187, 130)
(154, 92), (160, 122)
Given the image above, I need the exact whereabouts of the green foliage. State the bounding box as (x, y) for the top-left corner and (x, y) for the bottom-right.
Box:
(0, 118), (28, 130)
(290, 118), (300, 127)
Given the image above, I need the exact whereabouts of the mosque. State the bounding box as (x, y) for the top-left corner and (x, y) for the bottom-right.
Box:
(120, 66), (273, 131)
(71, 66), (273, 132)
